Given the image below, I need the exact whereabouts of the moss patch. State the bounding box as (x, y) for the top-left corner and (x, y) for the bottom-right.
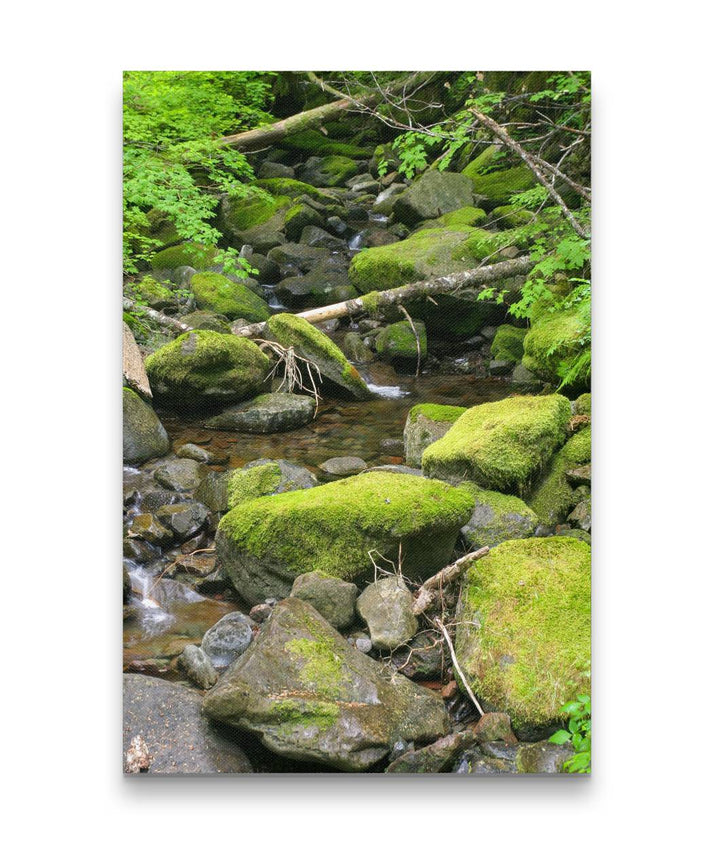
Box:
(375, 320), (427, 363)
(284, 637), (345, 698)
(575, 393), (591, 417)
(408, 403), (467, 425)
(464, 164), (538, 208)
(528, 426), (591, 526)
(422, 394), (571, 496)
(227, 462), (283, 509)
(253, 177), (335, 203)
(490, 324), (528, 363)
(190, 272), (270, 322)
(416, 206), (487, 230)
(280, 129), (372, 158)
(222, 189), (290, 231)
(150, 242), (219, 271)
(522, 306), (589, 385)
(455, 536), (591, 734)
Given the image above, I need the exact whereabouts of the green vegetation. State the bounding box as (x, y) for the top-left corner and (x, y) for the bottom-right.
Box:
(227, 463), (283, 509)
(529, 426), (591, 525)
(490, 324), (528, 362)
(455, 537), (591, 733)
(190, 272), (270, 322)
(408, 403), (467, 424)
(549, 694), (591, 773)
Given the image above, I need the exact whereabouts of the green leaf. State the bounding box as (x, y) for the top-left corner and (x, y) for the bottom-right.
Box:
(548, 729), (571, 745)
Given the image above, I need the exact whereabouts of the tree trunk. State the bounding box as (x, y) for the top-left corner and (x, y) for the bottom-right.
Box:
(231, 255), (533, 338)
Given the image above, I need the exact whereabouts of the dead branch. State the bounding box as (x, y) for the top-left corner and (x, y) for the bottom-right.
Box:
(123, 297), (191, 333)
(413, 546), (490, 616)
(434, 618), (484, 716)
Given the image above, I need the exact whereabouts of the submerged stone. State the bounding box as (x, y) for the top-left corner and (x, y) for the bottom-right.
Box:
(202, 598), (450, 771)
(216, 471), (474, 605)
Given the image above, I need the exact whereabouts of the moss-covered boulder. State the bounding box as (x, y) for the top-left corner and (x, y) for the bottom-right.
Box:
(253, 177), (338, 204)
(422, 394), (571, 496)
(189, 273), (270, 323)
(226, 459), (317, 510)
(403, 403), (467, 468)
(299, 155), (360, 188)
(216, 471), (475, 604)
(416, 206), (487, 231)
(348, 227), (479, 293)
(528, 426), (591, 527)
(266, 313), (371, 400)
(458, 482), (538, 548)
(463, 162), (538, 209)
(574, 393), (591, 416)
(490, 205), (535, 228)
(178, 310), (232, 334)
(283, 202), (324, 241)
(522, 306), (590, 387)
(150, 242), (219, 271)
(375, 320), (427, 367)
(145, 330), (269, 411)
(204, 392), (315, 433)
(490, 324), (528, 363)
(217, 190), (290, 245)
(393, 170), (474, 226)
(123, 387), (170, 465)
(131, 275), (177, 310)
(455, 537), (591, 738)
(202, 597), (449, 771)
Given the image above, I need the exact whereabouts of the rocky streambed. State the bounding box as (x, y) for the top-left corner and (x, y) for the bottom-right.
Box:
(123, 130), (591, 774)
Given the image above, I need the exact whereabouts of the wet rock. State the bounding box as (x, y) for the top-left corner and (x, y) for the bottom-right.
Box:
(299, 155), (360, 187)
(386, 731), (475, 773)
(123, 388), (170, 465)
(258, 160), (295, 179)
(454, 748), (514, 775)
(326, 215), (347, 234)
(391, 630), (447, 680)
(227, 459), (318, 509)
(249, 602), (273, 623)
(375, 320), (427, 368)
(202, 598), (450, 772)
(156, 502), (209, 541)
(194, 471), (231, 513)
(489, 359), (514, 376)
(343, 332), (375, 363)
(127, 513), (173, 546)
(216, 471), (473, 605)
(178, 644), (218, 689)
(267, 243), (330, 274)
(284, 203), (324, 241)
(299, 225), (347, 250)
(566, 464), (591, 487)
(123, 674), (252, 774)
(201, 612), (255, 669)
(510, 362), (544, 392)
(318, 455), (367, 476)
(123, 537), (159, 563)
(459, 483), (539, 548)
(393, 170), (474, 226)
(173, 552), (216, 577)
(403, 403), (467, 469)
(356, 576), (418, 651)
(176, 443), (227, 464)
(154, 459), (205, 492)
(204, 393), (315, 434)
(473, 712), (518, 744)
(177, 310), (232, 334)
(480, 741), (520, 764)
(372, 183), (406, 215)
(516, 741), (573, 774)
(138, 489), (181, 512)
(567, 496), (591, 531)
(290, 571), (359, 630)
(145, 330), (270, 412)
(379, 438), (405, 456)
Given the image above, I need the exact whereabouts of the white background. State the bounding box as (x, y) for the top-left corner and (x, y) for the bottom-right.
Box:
(1, 2), (717, 852)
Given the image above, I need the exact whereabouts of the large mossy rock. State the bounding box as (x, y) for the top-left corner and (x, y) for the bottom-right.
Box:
(190, 273), (270, 322)
(403, 403), (467, 468)
(528, 426), (591, 526)
(393, 170), (474, 226)
(217, 190), (289, 245)
(422, 394), (571, 496)
(522, 306), (590, 387)
(202, 598), (449, 771)
(145, 331), (269, 411)
(123, 387), (170, 465)
(375, 320), (427, 367)
(204, 392), (315, 433)
(455, 537), (591, 738)
(150, 242), (219, 271)
(216, 471), (475, 605)
(266, 313), (371, 401)
(458, 482), (538, 548)
(123, 674), (253, 774)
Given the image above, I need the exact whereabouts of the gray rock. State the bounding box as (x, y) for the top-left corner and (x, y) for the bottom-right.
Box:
(403, 405), (466, 468)
(290, 571), (359, 629)
(326, 215), (347, 234)
(176, 442), (227, 464)
(473, 712), (518, 744)
(318, 456), (367, 476)
(154, 459), (204, 492)
(202, 598), (450, 771)
(284, 203), (324, 241)
(126, 513), (173, 546)
(156, 502), (209, 540)
(372, 183), (406, 215)
(194, 471), (231, 513)
(567, 497), (591, 531)
(201, 612), (255, 668)
(299, 155), (360, 187)
(205, 393), (315, 434)
(356, 576), (418, 651)
(454, 747), (515, 775)
(516, 741), (574, 774)
(267, 243), (331, 274)
(123, 323), (152, 399)
(393, 170), (474, 226)
(178, 644), (218, 689)
(257, 161), (295, 179)
(391, 630), (447, 680)
(299, 225), (347, 250)
(226, 459), (318, 510)
(460, 484), (539, 548)
(386, 731), (475, 773)
(123, 674), (252, 774)
(123, 388), (170, 465)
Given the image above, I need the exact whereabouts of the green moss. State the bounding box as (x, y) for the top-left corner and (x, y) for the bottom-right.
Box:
(422, 394), (571, 496)
(408, 403), (467, 425)
(349, 227), (479, 294)
(133, 275), (176, 309)
(218, 471), (474, 582)
(416, 206), (487, 230)
(575, 393), (591, 417)
(528, 427), (591, 526)
(227, 463), (283, 509)
(267, 697), (340, 732)
(456, 536), (591, 732)
(280, 129), (372, 158)
(464, 164), (538, 208)
(222, 189), (289, 231)
(190, 272), (270, 322)
(285, 637), (345, 698)
(253, 177), (335, 203)
(360, 290), (382, 318)
(522, 307), (589, 385)
(461, 144), (503, 181)
(306, 154), (359, 186)
(375, 320), (427, 362)
(145, 330), (269, 408)
(150, 242), (219, 270)
(491, 205), (535, 228)
(455, 226), (528, 262)
(490, 324), (528, 363)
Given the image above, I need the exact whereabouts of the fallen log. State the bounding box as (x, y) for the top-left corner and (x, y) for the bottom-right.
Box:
(232, 254), (533, 338)
(122, 298), (191, 333)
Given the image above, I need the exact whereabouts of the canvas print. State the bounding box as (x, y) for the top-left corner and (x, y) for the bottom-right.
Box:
(123, 71), (591, 775)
